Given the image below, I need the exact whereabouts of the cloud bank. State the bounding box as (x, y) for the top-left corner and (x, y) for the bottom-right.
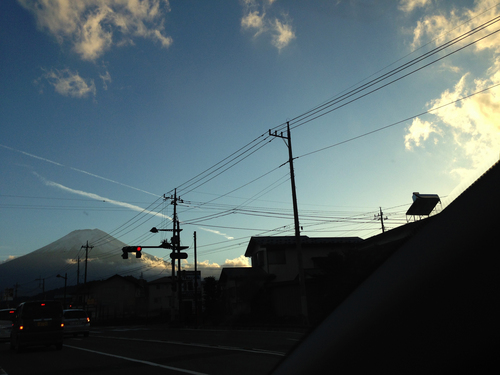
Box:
(180, 255), (251, 278)
(402, 0), (500, 178)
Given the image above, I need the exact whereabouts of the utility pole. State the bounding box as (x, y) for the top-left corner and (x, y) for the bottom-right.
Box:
(81, 241), (93, 285)
(57, 273), (67, 309)
(194, 231), (199, 326)
(150, 189), (189, 324)
(81, 241), (93, 309)
(169, 189), (184, 322)
(374, 207), (387, 233)
(36, 276), (45, 299)
(269, 121), (308, 325)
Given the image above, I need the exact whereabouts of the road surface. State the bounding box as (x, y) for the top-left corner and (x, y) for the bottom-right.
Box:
(0, 325), (305, 375)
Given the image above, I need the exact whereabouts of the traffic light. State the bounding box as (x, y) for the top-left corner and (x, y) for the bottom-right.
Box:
(121, 246), (143, 260)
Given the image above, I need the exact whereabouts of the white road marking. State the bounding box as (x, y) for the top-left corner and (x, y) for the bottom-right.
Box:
(64, 344), (208, 375)
(94, 335), (286, 356)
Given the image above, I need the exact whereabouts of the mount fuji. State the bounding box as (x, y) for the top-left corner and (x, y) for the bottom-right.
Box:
(0, 229), (170, 297)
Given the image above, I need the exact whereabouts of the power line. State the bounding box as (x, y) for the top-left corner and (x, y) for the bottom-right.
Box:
(296, 81), (500, 159)
(289, 21), (500, 131)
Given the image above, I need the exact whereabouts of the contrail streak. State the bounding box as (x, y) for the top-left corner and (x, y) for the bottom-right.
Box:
(199, 227), (234, 240)
(34, 172), (172, 221)
(1, 144), (159, 197)
(37, 174), (236, 241)
(1, 144), (64, 166)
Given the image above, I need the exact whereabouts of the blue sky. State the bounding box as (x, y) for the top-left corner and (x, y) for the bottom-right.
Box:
(1, 0), (499, 278)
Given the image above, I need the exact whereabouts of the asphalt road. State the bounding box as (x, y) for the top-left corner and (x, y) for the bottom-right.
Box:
(0, 326), (305, 375)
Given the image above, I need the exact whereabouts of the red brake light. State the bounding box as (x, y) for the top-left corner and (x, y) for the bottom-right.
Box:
(41, 303), (45, 306)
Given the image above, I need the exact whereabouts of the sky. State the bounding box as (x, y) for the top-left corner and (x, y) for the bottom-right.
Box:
(1, 0), (500, 280)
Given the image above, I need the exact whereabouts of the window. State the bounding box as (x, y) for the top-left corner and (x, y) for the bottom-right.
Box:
(254, 251), (265, 267)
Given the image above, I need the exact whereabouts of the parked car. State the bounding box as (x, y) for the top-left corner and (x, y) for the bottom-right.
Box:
(10, 301), (64, 352)
(63, 309), (90, 337)
(0, 308), (15, 342)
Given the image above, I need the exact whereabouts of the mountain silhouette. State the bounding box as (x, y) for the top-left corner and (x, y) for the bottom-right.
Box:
(0, 229), (170, 297)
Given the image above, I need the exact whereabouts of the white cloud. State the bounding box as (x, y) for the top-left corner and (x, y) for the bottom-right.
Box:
(241, 10), (266, 36)
(17, 0), (173, 61)
(181, 255), (250, 272)
(40, 68), (96, 98)
(429, 74), (500, 176)
(0, 255), (17, 264)
(403, 1), (500, 179)
(184, 259), (221, 270)
(100, 70), (112, 89)
(399, 0), (431, 14)
(271, 18), (295, 51)
(404, 118), (441, 150)
(404, 72), (500, 178)
(223, 254), (250, 267)
(241, 0), (295, 51)
(406, 0), (500, 52)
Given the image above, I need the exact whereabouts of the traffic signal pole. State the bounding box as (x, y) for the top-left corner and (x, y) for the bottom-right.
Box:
(124, 190), (189, 324)
(171, 189), (183, 323)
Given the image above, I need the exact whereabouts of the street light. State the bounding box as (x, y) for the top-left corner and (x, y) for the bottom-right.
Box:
(56, 273), (67, 309)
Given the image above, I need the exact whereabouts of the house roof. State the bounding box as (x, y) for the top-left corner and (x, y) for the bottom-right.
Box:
(245, 236), (363, 257)
(149, 276), (173, 285)
(274, 160), (500, 374)
(83, 274), (146, 291)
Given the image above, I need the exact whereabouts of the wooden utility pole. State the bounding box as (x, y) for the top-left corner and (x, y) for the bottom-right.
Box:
(36, 276), (45, 299)
(375, 207), (387, 233)
(81, 241), (93, 285)
(194, 231), (199, 326)
(165, 189), (188, 324)
(150, 191), (189, 324)
(269, 121), (308, 324)
(81, 241), (93, 310)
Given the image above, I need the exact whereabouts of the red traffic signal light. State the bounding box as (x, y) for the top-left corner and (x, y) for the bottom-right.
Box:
(121, 246), (143, 259)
